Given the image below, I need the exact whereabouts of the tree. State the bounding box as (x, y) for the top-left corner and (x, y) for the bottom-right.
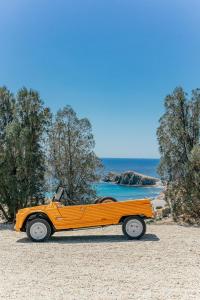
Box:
(0, 87), (50, 220)
(157, 87), (200, 222)
(0, 87), (15, 220)
(49, 106), (102, 205)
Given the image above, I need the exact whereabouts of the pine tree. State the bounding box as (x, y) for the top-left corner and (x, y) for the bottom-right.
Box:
(0, 87), (50, 220)
(157, 87), (200, 222)
(49, 106), (102, 205)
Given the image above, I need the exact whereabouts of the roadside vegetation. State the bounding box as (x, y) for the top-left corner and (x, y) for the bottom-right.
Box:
(0, 86), (101, 221)
(157, 87), (200, 224)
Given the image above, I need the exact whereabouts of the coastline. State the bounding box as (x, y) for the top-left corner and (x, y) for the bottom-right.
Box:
(108, 181), (163, 188)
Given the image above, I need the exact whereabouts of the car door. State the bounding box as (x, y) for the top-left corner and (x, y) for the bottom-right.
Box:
(56, 203), (86, 225)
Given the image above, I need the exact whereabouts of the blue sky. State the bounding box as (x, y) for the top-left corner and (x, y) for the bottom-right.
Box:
(0, 0), (200, 158)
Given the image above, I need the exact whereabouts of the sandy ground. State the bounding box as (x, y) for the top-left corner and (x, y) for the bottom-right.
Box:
(0, 223), (200, 300)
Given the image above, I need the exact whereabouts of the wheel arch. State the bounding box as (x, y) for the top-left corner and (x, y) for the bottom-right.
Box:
(21, 212), (55, 233)
(118, 214), (146, 224)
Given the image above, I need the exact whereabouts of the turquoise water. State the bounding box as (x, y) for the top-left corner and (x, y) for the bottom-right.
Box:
(95, 182), (162, 200)
(96, 158), (162, 200)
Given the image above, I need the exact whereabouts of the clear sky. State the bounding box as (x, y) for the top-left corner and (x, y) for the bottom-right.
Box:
(0, 0), (200, 158)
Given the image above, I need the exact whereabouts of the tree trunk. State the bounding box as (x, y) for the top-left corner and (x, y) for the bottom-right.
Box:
(0, 203), (11, 221)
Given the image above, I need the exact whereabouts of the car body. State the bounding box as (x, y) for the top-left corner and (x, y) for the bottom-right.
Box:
(15, 190), (154, 241)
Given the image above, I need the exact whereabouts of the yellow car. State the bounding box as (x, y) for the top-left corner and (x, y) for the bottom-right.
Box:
(15, 187), (154, 242)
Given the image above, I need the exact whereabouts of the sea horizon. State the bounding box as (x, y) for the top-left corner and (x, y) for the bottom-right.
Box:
(100, 157), (160, 160)
(100, 157), (159, 177)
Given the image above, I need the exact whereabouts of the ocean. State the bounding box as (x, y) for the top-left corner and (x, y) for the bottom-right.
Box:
(95, 158), (162, 200)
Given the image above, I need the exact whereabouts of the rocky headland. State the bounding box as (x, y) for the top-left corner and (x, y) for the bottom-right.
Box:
(103, 170), (160, 186)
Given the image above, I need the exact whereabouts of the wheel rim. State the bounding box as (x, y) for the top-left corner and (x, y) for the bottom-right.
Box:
(126, 219), (143, 237)
(30, 222), (48, 240)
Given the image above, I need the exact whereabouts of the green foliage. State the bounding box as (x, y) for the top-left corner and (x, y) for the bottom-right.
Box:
(0, 87), (102, 219)
(49, 106), (102, 205)
(157, 87), (200, 222)
(0, 87), (50, 220)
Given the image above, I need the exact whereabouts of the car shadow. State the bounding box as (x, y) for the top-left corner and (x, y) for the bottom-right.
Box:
(17, 233), (159, 244)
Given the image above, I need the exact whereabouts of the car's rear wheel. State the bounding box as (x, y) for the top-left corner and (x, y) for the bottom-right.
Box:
(26, 218), (51, 242)
(122, 216), (146, 239)
(96, 197), (117, 204)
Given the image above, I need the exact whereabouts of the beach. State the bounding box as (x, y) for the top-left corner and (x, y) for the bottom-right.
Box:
(1, 222), (200, 300)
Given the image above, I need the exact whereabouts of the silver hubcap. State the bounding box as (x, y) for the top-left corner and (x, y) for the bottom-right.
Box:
(126, 219), (143, 237)
(30, 222), (47, 240)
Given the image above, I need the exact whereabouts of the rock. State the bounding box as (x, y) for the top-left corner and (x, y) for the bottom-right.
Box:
(152, 191), (167, 211)
(103, 170), (159, 186)
(103, 172), (119, 182)
(162, 207), (171, 217)
(154, 206), (171, 220)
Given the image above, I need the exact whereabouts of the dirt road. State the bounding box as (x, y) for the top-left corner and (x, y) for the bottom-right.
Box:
(0, 223), (200, 299)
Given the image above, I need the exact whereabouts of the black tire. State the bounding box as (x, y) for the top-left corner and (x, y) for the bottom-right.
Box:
(98, 197), (118, 204)
(50, 229), (55, 236)
(122, 216), (146, 240)
(94, 198), (101, 204)
(26, 218), (52, 242)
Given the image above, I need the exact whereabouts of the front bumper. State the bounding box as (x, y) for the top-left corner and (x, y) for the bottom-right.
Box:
(14, 212), (25, 231)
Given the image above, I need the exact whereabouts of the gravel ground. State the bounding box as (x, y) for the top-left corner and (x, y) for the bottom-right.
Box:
(0, 223), (200, 300)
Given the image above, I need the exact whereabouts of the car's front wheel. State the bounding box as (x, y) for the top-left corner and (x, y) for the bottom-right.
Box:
(122, 216), (146, 239)
(26, 218), (51, 242)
